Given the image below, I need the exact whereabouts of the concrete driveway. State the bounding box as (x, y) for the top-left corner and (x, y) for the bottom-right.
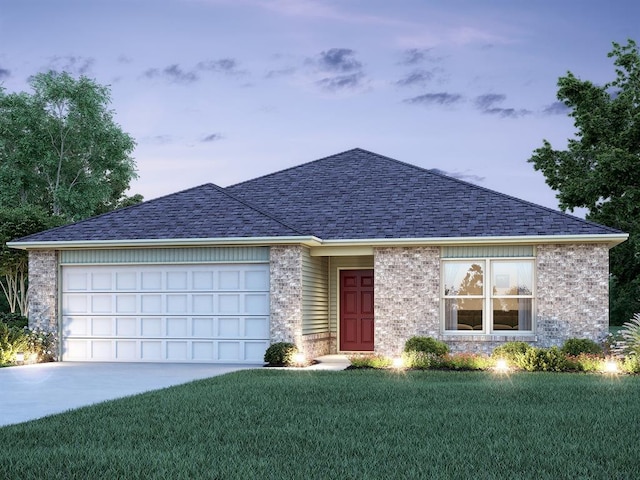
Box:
(0, 362), (259, 428)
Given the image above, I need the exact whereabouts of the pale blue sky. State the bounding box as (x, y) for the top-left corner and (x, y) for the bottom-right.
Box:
(1, 0), (639, 212)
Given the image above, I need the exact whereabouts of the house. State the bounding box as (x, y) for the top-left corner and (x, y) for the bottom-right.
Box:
(9, 149), (627, 363)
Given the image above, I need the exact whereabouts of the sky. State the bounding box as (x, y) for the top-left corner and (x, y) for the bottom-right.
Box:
(1, 0), (639, 214)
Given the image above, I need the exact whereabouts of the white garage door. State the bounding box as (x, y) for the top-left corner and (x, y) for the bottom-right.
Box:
(61, 264), (270, 363)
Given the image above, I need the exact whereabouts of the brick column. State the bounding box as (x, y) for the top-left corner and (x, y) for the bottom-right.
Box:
(269, 246), (303, 346)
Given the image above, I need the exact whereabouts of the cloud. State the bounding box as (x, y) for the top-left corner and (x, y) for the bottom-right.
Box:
(543, 101), (570, 115)
(143, 64), (198, 83)
(431, 168), (485, 183)
(117, 55), (133, 64)
(202, 133), (223, 142)
(46, 55), (94, 75)
(0, 67), (10, 79)
(399, 48), (444, 65)
(316, 48), (362, 73)
(196, 58), (245, 75)
(403, 92), (462, 106)
(395, 69), (434, 87)
(317, 72), (365, 91)
(265, 67), (296, 79)
(474, 93), (531, 118)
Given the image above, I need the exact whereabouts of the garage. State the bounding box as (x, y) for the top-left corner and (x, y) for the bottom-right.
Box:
(61, 264), (270, 363)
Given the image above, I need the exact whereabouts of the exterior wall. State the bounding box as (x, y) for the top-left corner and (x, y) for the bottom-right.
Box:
(301, 249), (330, 356)
(536, 243), (609, 346)
(269, 245), (304, 347)
(28, 250), (59, 359)
(373, 247), (440, 357)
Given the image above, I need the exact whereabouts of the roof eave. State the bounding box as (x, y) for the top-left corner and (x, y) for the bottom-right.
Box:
(6, 236), (324, 250)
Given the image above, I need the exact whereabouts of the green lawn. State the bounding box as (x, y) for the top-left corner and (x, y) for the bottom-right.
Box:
(1, 369), (639, 479)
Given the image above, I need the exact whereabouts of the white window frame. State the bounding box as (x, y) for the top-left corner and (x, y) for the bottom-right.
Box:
(441, 257), (535, 335)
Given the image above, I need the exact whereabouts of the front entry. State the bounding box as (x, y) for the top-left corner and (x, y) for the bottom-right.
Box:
(340, 269), (374, 351)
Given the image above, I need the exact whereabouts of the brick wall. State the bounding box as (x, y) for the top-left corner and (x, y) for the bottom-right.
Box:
(27, 250), (59, 359)
(269, 245), (303, 346)
(373, 247), (440, 356)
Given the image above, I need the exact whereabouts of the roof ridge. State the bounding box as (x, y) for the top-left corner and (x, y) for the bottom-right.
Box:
(208, 183), (309, 236)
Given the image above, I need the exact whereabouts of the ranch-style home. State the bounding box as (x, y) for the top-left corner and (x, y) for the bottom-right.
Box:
(9, 149), (627, 363)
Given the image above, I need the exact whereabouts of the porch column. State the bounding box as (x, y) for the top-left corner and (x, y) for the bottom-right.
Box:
(269, 245), (303, 346)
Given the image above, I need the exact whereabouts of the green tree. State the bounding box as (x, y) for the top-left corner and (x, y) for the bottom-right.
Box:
(0, 71), (138, 221)
(0, 206), (62, 315)
(528, 39), (640, 325)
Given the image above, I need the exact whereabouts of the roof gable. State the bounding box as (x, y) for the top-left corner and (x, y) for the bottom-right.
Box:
(16, 183), (303, 243)
(227, 148), (621, 239)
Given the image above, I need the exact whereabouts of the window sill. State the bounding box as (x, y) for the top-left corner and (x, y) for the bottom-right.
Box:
(442, 333), (537, 342)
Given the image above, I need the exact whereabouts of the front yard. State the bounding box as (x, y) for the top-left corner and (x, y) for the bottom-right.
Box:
(1, 369), (638, 479)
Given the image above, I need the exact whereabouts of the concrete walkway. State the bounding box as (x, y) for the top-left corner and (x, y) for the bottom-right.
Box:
(1, 357), (351, 428)
(0, 362), (259, 428)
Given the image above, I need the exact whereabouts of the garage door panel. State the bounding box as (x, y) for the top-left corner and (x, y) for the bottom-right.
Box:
(62, 264), (270, 363)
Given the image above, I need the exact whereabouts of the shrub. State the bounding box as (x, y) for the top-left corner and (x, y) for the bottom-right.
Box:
(401, 351), (434, 369)
(566, 354), (603, 373)
(438, 353), (493, 371)
(0, 323), (29, 365)
(25, 327), (57, 362)
(263, 342), (299, 366)
(491, 341), (531, 363)
(0, 312), (28, 329)
(348, 355), (392, 369)
(403, 336), (449, 356)
(561, 338), (603, 356)
(614, 313), (640, 357)
(621, 355), (640, 374)
(518, 347), (568, 372)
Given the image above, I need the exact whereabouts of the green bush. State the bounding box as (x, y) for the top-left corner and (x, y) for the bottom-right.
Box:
(0, 323), (29, 365)
(25, 327), (57, 362)
(621, 355), (640, 374)
(401, 351), (434, 369)
(264, 342), (299, 366)
(561, 338), (603, 356)
(615, 313), (640, 357)
(403, 336), (449, 356)
(438, 353), (493, 371)
(0, 312), (28, 329)
(518, 347), (568, 372)
(566, 354), (603, 372)
(348, 355), (393, 369)
(491, 341), (531, 363)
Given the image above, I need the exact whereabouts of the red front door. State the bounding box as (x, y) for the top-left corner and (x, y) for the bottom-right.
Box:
(340, 269), (374, 351)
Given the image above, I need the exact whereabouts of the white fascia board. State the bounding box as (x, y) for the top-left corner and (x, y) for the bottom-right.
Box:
(6, 236), (324, 250)
(316, 234), (629, 249)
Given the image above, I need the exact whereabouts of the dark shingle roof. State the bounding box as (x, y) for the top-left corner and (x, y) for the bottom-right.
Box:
(15, 148), (622, 244)
(17, 183), (303, 242)
(227, 148), (621, 239)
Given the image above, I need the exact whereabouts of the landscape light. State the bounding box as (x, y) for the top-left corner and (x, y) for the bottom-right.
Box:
(603, 359), (620, 374)
(494, 358), (509, 373)
(15, 352), (25, 365)
(292, 352), (306, 366)
(392, 357), (404, 369)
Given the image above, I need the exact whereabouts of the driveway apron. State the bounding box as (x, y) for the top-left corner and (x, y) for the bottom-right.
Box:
(0, 362), (258, 427)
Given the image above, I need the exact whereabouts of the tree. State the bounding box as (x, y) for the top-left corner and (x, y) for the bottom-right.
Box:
(528, 39), (640, 324)
(0, 206), (62, 315)
(0, 71), (138, 222)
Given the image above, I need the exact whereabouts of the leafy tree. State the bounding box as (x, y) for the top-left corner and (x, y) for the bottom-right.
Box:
(0, 206), (62, 315)
(0, 71), (138, 221)
(528, 39), (640, 324)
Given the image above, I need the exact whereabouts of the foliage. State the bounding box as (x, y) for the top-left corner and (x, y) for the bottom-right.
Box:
(561, 338), (603, 356)
(527, 39), (640, 325)
(518, 347), (569, 372)
(491, 341), (531, 363)
(0, 71), (139, 222)
(0, 323), (29, 365)
(401, 351), (435, 369)
(25, 327), (57, 362)
(432, 353), (494, 371)
(2, 370), (640, 479)
(614, 312), (640, 357)
(621, 355), (640, 373)
(0, 312), (28, 329)
(0, 205), (62, 315)
(403, 336), (449, 356)
(263, 342), (299, 366)
(348, 354), (393, 369)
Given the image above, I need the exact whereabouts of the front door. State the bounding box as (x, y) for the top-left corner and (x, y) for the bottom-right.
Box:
(340, 269), (374, 351)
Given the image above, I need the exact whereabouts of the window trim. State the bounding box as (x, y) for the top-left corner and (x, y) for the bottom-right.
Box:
(441, 256), (536, 335)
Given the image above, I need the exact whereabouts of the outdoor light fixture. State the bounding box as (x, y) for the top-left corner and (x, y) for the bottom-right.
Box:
(603, 359), (620, 374)
(15, 352), (25, 365)
(494, 358), (509, 373)
(392, 357), (404, 369)
(292, 352), (306, 366)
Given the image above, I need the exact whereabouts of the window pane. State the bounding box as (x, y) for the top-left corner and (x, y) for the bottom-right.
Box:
(443, 262), (484, 296)
(492, 261), (532, 296)
(445, 298), (483, 331)
(492, 298), (532, 331)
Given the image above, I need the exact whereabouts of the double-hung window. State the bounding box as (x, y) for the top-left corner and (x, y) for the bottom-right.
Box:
(442, 256), (534, 334)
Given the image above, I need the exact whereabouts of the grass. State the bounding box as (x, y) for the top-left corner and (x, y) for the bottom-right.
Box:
(1, 370), (639, 479)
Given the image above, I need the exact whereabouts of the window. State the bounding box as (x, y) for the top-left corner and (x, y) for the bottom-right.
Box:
(443, 259), (534, 333)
